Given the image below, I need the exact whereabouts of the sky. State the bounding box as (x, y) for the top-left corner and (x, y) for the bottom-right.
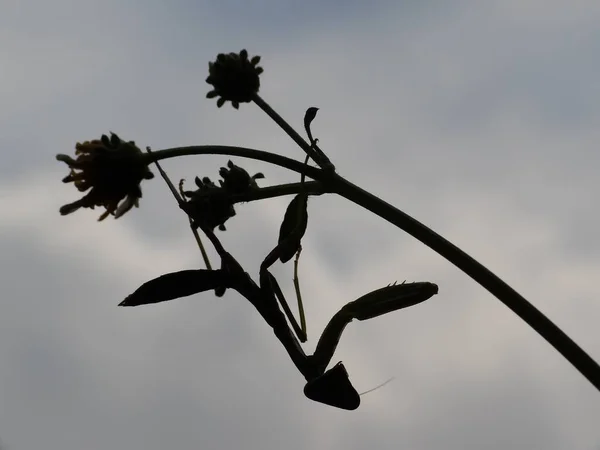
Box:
(1, 1), (599, 449)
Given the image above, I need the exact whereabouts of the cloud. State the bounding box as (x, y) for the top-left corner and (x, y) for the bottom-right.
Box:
(1, 1), (599, 449)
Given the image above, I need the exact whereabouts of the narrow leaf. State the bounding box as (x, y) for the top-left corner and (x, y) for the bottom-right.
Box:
(120, 269), (229, 306)
(303, 107), (319, 145)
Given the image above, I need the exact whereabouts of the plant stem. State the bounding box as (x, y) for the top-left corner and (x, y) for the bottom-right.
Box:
(147, 146), (325, 181)
(327, 172), (600, 391)
(221, 181), (327, 204)
(252, 94), (334, 170)
(146, 146), (213, 270)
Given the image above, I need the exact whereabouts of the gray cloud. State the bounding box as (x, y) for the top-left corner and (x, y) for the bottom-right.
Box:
(1, 1), (599, 449)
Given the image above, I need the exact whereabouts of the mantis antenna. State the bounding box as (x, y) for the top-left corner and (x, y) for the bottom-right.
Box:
(359, 376), (395, 396)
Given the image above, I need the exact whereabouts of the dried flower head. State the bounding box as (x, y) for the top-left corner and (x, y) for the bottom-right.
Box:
(181, 161), (264, 231)
(218, 160), (264, 194)
(206, 49), (263, 109)
(56, 133), (154, 220)
(182, 176), (236, 231)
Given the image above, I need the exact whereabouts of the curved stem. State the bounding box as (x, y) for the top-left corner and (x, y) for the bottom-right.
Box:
(328, 172), (600, 391)
(147, 146), (325, 181)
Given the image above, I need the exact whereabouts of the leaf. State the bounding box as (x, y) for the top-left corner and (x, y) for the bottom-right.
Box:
(303, 107), (319, 144)
(119, 269), (229, 306)
(304, 107), (319, 131)
(277, 193), (308, 263)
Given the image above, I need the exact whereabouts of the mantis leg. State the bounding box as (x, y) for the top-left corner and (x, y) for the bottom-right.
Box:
(310, 281), (439, 374)
(292, 246), (307, 339)
(260, 246), (308, 343)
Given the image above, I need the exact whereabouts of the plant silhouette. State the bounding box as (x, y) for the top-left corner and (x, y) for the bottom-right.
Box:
(56, 49), (600, 409)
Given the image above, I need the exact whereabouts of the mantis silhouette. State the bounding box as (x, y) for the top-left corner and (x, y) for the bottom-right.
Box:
(128, 138), (438, 410)
(122, 213), (437, 409)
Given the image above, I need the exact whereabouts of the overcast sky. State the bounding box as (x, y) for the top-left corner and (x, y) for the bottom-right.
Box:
(1, 1), (599, 449)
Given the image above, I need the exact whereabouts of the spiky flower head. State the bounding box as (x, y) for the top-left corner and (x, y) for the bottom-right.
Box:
(182, 176), (236, 232)
(181, 161), (264, 231)
(206, 49), (263, 109)
(218, 160), (264, 194)
(56, 132), (154, 221)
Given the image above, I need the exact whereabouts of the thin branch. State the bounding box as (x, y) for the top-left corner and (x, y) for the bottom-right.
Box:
(146, 146), (212, 270)
(145, 145), (325, 181)
(216, 181), (327, 204)
(179, 179), (213, 270)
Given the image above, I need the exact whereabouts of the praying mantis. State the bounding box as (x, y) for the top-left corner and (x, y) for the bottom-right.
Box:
(120, 111), (439, 410)
(121, 191), (438, 409)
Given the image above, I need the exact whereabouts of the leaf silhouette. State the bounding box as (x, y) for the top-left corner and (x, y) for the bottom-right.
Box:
(120, 269), (229, 306)
(304, 107), (319, 145)
(277, 193), (308, 263)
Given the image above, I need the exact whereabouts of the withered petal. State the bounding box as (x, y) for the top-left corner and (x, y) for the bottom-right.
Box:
(59, 199), (85, 216)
